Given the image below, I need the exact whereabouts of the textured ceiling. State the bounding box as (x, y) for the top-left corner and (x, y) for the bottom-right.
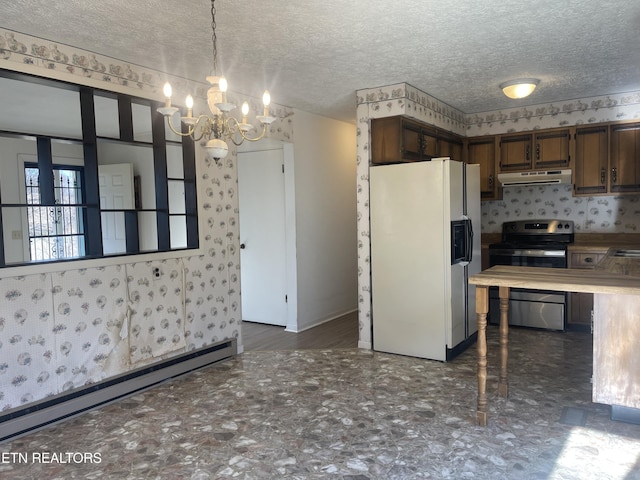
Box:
(2, 0), (640, 123)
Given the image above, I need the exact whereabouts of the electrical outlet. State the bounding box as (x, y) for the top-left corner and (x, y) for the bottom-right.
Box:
(152, 267), (161, 279)
(11, 230), (22, 240)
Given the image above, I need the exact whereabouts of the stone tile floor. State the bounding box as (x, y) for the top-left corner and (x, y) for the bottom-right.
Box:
(1, 326), (640, 479)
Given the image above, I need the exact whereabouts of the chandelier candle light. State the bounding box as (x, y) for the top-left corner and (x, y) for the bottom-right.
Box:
(157, 0), (276, 161)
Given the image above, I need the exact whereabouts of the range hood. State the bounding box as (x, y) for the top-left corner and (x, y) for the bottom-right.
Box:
(498, 169), (572, 187)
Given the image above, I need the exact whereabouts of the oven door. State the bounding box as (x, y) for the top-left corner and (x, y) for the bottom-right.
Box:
(489, 247), (567, 268)
(488, 246), (567, 330)
(489, 288), (566, 330)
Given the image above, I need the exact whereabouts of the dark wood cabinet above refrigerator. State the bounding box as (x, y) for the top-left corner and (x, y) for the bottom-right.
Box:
(370, 116), (462, 165)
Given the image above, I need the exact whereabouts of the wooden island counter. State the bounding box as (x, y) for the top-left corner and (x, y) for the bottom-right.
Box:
(469, 258), (640, 426)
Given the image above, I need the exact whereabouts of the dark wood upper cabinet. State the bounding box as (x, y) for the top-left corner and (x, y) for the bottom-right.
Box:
(467, 136), (499, 201)
(574, 126), (608, 195)
(610, 123), (640, 193)
(400, 120), (425, 161)
(439, 134), (464, 162)
(499, 134), (533, 171)
(534, 130), (570, 169)
(370, 116), (461, 164)
(371, 115), (640, 199)
(498, 130), (570, 172)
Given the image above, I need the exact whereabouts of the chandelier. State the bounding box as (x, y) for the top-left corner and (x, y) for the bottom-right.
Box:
(157, 0), (276, 161)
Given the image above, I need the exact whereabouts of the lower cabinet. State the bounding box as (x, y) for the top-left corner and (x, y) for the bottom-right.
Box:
(568, 249), (608, 330)
(569, 291), (594, 330)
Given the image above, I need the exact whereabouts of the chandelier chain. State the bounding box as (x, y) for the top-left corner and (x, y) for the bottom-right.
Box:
(211, 0), (218, 76)
(157, 0), (276, 160)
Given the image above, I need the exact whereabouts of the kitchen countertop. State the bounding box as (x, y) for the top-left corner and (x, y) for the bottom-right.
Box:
(572, 232), (640, 247)
(595, 248), (640, 277)
(469, 264), (640, 294)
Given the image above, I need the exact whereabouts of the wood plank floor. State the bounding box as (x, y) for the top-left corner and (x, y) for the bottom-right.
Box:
(242, 311), (359, 351)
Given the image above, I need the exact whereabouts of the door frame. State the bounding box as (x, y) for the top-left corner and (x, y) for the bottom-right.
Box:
(237, 140), (298, 332)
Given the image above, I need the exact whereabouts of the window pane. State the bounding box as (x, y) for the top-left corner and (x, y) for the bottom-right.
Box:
(168, 180), (185, 214)
(94, 94), (120, 138)
(97, 142), (155, 209)
(23, 166), (86, 263)
(101, 211), (127, 255)
(170, 215), (187, 249)
(0, 76), (82, 138)
(1, 207), (29, 264)
(167, 144), (184, 178)
(138, 211), (158, 251)
(132, 102), (153, 143)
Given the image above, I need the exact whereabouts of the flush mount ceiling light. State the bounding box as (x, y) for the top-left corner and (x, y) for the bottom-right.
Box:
(499, 78), (540, 99)
(157, 0), (276, 161)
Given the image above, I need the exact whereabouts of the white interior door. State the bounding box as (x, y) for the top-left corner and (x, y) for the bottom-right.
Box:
(238, 148), (287, 326)
(98, 163), (134, 255)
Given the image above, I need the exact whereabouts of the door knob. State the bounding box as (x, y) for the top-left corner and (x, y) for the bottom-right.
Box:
(240, 243), (246, 249)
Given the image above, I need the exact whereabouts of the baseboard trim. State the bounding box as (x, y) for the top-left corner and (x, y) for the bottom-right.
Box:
(0, 339), (237, 444)
(285, 308), (358, 333)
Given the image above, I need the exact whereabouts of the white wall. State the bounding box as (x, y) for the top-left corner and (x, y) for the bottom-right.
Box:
(291, 109), (358, 331)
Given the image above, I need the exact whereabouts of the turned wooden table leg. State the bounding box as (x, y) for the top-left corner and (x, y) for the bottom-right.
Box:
(498, 286), (510, 398)
(476, 286), (489, 426)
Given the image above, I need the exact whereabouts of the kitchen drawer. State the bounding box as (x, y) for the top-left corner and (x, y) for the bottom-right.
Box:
(569, 252), (606, 269)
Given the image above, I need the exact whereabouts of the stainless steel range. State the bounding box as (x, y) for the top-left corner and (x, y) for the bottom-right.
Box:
(488, 219), (574, 330)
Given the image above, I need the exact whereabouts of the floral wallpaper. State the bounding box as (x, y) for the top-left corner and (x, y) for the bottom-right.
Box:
(0, 29), (293, 412)
(482, 185), (640, 234)
(126, 260), (185, 365)
(0, 274), (56, 409)
(356, 82), (640, 349)
(51, 266), (129, 391)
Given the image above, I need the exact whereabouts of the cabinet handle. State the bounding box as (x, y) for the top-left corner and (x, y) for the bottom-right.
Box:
(611, 167), (617, 183)
(526, 145), (530, 161)
(488, 174), (494, 189)
(600, 167), (606, 184)
(536, 143), (540, 161)
(584, 257), (594, 263)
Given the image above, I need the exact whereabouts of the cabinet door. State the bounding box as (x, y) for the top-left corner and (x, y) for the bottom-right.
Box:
(610, 124), (640, 193)
(402, 121), (423, 160)
(404, 122), (437, 160)
(439, 136), (463, 161)
(574, 126), (608, 195)
(499, 134), (532, 171)
(420, 128), (438, 159)
(371, 117), (403, 164)
(569, 292), (593, 327)
(468, 137), (498, 200)
(534, 130), (570, 168)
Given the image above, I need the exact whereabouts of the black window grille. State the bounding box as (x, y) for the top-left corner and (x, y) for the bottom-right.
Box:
(25, 165), (86, 261)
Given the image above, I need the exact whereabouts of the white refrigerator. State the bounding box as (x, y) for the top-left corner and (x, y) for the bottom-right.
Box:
(370, 158), (481, 361)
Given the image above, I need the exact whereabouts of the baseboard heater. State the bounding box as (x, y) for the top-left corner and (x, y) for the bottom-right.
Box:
(0, 339), (237, 443)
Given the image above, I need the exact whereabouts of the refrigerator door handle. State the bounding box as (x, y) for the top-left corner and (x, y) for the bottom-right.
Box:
(465, 217), (474, 263)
